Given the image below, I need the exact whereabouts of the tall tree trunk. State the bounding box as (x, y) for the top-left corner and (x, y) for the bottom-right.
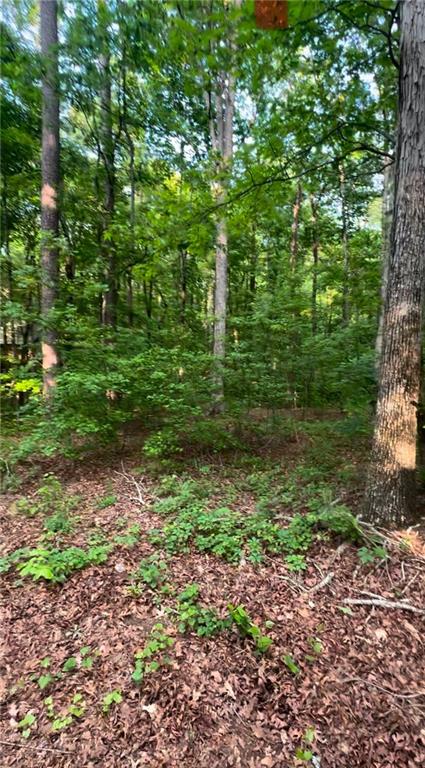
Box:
(249, 223), (257, 305)
(121, 49), (135, 328)
(339, 163), (350, 326)
(375, 160), (395, 373)
(208, 1), (240, 412)
(1, 182), (17, 357)
(290, 181), (302, 273)
(40, 0), (60, 396)
(364, 0), (425, 527)
(99, 2), (116, 328)
(179, 248), (188, 324)
(310, 195), (319, 335)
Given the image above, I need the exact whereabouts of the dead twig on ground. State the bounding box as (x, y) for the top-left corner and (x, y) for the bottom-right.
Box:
(114, 462), (152, 507)
(342, 597), (425, 614)
(0, 740), (74, 755)
(338, 677), (425, 700)
(309, 571), (335, 594)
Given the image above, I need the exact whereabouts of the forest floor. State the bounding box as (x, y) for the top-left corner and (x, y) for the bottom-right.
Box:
(1, 412), (425, 768)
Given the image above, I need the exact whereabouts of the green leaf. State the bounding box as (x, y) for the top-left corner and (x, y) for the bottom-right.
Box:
(62, 657), (77, 672)
(283, 654), (300, 675)
(37, 674), (53, 690)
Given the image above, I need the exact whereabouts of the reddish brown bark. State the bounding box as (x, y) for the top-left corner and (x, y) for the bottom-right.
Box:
(40, 0), (60, 395)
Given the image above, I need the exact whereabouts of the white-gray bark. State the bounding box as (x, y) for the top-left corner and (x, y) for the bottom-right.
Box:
(208, 0), (240, 412)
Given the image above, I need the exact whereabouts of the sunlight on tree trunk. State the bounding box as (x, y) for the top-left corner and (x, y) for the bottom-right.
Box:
(365, 0), (425, 527)
(40, 0), (60, 397)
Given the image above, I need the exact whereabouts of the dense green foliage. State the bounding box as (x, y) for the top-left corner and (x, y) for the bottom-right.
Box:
(0, 1), (397, 467)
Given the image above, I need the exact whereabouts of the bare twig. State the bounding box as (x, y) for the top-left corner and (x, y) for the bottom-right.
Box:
(309, 571), (335, 594)
(114, 463), (151, 507)
(0, 740), (74, 755)
(342, 597), (425, 615)
(400, 571), (419, 596)
(338, 677), (425, 700)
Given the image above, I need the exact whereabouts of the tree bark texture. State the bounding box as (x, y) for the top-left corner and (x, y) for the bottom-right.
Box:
(365, 0), (425, 527)
(208, 0), (240, 412)
(40, 0), (60, 395)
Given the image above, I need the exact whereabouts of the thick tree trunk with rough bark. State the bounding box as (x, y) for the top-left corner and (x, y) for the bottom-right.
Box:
(365, 0), (425, 527)
(40, 0), (60, 396)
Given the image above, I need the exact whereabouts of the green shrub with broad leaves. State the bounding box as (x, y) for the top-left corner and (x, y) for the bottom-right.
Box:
(1, 544), (112, 583)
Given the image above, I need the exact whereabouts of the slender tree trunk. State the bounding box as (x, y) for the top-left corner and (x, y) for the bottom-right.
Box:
(40, 0), (60, 396)
(126, 141), (135, 327)
(121, 51), (136, 328)
(310, 195), (319, 335)
(249, 223), (257, 305)
(208, 1), (240, 412)
(375, 160), (395, 373)
(99, 2), (116, 328)
(179, 248), (187, 324)
(364, 0), (425, 527)
(339, 163), (350, 326)
(290, 181), (302, 273)
(1, 183), (17, 357)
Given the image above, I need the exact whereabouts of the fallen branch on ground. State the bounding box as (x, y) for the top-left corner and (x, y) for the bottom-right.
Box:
(338, 676), (425, 700)
(114, 463), (152, 507)
(342, 597), (425, 614)
(0, 741), (74, 754)
(309, 571), (334, 594)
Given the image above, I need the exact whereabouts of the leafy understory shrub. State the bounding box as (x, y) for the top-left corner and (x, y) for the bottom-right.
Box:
(14, 475), (80, 531)
(132, 554), (168, 590)
(96, 494), (117, 509)
(176, 584), (228, 637)
(357, 544), (388, 564)
(44, 693), (86, 732)
(113, 523), (141, 548)
(285, 554), (307, 572)
(17, 712), (37, 739)
(295, 726), (317, 763)
(228, 604), (273, 654)
(2, 544), (112, 582)
(305, 636), (324, 664)
(143, 428), (183, 458)
(102, 689), (123, 714)
(132, 624), (174, 684)
(150, 479), (365, 566)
